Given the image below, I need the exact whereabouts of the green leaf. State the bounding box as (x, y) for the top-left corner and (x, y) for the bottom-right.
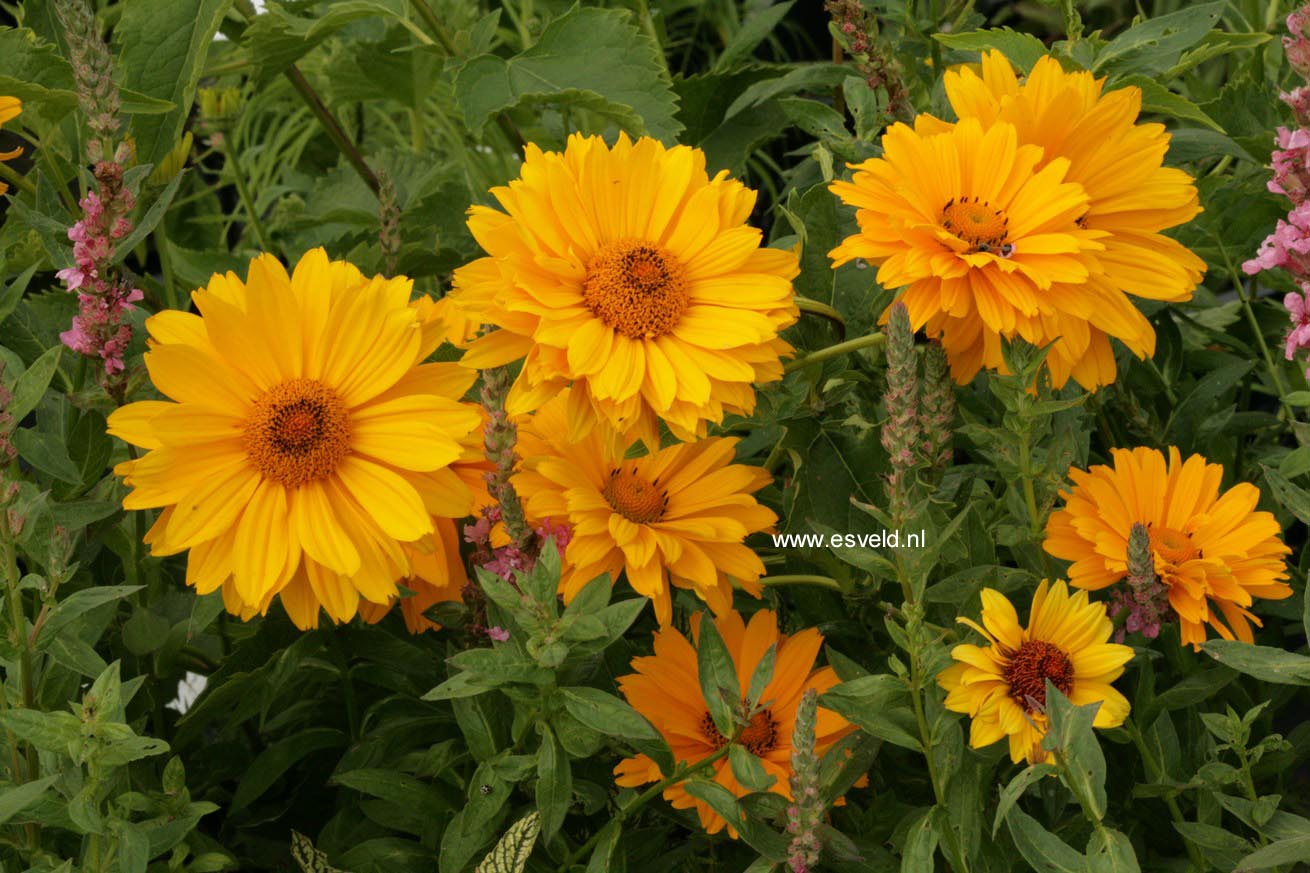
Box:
(474, 811), (540, 873)
(0, 776), (59, 825)
(1093, 2), (1225, 76)
(728, 745), (776, 792)
(535, 726), (571, 841)
(1236, 832), (1310, 869)
(696, 615), (741, 737)
(713, 2), (795, 71)
(1084, 828), (1141, 873)
(115, 0), (234, 167)
(1261, 465), (1310, 525)
(454, 7), (681, 141)
(113, 170), (187, 262)
(558, 687), (660, 741)
(1043, 684), (1108, 821)
(0, 709), (81, 754)
(1201, 640), (1310, 686)
(333, 768), (453, 835)
(933, 27), (1049, 73)
(993, 763), (1058, 837)
(582, 821), (621, 873)
(230, 728), (346, 811)
(725, 64), (849, 120)
(819, 675), (920, 750)
(8, 345), (61, 423)
(1114, 75), (1222, 131)
(746, 643), (776, 710)
(13, 428), (82, 485)
(35, 585), (142, 649)
(0, 266), (38, 327)
(900, 807), (939, 872)
(1006, 807), (1086, 873)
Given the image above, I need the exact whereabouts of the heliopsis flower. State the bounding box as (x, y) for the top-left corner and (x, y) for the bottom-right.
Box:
(108, 249), (483, 629)
(939, 581), (1133, 764)
(912, 50), (1204, 389)
(513, 390), (775, 624)
(0, 97), (24, 197)
(1044, 447), (1293, 648)
(829, 116), (1113, 390)
(615, 610), (855, 836)
(450, 133), (799, 446)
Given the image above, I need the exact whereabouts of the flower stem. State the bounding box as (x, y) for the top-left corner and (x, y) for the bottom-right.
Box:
(0, 162), (35, 197)
(221, 140), (274, 254)
(758, 574), (843, 591)
(557, 744), (730, 871)
(1126, 718), (1205, 872)
(795, 295), (846, 338)
(1217, 238), (1296, 422)
(784, 332), (886, 374)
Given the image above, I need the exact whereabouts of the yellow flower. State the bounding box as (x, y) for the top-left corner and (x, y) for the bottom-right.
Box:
(1045, 447), (1292, 648)
(939, 581), (1134, 764)
(0, 96), (24, 197)
(108, 249), (482, 629)
(615, 610), (855, 836)
(907, 51), (1203, 389)
(513, 390), (775, 625)
(357, 518), (466, 634)
(829, 116), (1112, 389)
(450, 133), (799, 447)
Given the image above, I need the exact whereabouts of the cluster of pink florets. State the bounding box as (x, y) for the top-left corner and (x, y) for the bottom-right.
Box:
(56, 159), (143, 376)
(1246, 4), (1310, 380)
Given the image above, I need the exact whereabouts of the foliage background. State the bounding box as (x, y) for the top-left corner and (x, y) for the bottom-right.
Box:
(1, 0), (1309, 871)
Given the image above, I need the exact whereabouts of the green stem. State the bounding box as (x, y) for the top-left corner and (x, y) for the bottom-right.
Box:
(557, 744), (731, 871)
(1018, 438), (1041, 538)
(154, 224), (179, 311)
(200, 57), (255, 78)
(0, 162), (35, 197)
(1127, 718), (1205, 872)
(330, 630), (361, 743)
(409, 0), (459, 54)
(2, 538), (37, 786)
(283, 66), (381, 195)
(634, 0), (671, 78)
(795, 295), (846, 338)
(1217, 240), (1296, 422)
(222, 140), (274, 253)
(757, 574), (842, 591)
(784, 332), (886, 374)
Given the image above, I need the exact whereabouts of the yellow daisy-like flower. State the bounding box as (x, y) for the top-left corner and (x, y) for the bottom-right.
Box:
(108, 249), (482, 629)
(615, 609), (856, 837)
(938, 580), (1134, 764)
(884, 50), (1202, 389)
(357, 518), (466, 634)
(513, 390), (775, 625)
(450, 132), (799, 447)
(0, 97), (24, 198)
(829, 116), (1113, 388)
(1044, 447), (1292, 648)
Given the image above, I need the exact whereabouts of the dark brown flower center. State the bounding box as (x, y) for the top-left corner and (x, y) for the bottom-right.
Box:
(1004, 640), (1074, 713)
(243, 379), (350, 487)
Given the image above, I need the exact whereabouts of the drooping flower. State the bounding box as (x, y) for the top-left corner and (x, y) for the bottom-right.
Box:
(449, 133), (799, 447)
(938, 581), (1134, 764)
(1044, 447), (1293, 648)
(513, 389), (775, 625)
(107, 249), (483, 629)
(848, 50), (1205, 391)
(0, 97), (23, 198)
(830, 115), (1113, 387)
(615, 610), (855, 836)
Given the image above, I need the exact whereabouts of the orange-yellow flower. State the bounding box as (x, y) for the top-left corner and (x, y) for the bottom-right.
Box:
(939, 581), (1133, 764)
(450, 133), (798, 446)
(514, 390), (775, 624)
(615, 610), (855, 836)
(357, 519), (466, 634)
(0, 97), (24, 198)
(1045, 447), (1292, 648)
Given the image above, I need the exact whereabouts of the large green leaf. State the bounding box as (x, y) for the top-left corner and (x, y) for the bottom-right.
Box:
(454, 7), (681, 141)
(1202, 640), (1310, 686)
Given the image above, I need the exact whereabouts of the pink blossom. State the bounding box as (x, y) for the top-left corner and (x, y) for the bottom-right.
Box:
(1271, 127), (1310, 203)
(1288, 5), (1310, 77)
(1283, 85), (1310, 127)
(1286, 288), (1310, 361)
(1244, 202), (1310, 278)
(486, 627), (510, 642)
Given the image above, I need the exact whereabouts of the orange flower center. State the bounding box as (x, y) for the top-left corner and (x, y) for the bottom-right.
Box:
(700, 708), (778, 756)
(243, 379), (350, 487)
(582, 239), (690, 339)
(1149, 525), (1200, 565)
(941, 196), (1012, 256)
(1004, 640), (1074, 713)
(602, 469), (668, 524)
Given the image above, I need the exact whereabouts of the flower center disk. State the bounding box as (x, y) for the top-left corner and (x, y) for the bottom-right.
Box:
(1004, 640), (1074, 713)
(602, 469), (668, 524)
(583, 238), (690, 340)
(1149, 525), (1200, 565)
(243, 378), (351, 488)
(941, 197), (1011, 254)
(699, 708), (778, 756)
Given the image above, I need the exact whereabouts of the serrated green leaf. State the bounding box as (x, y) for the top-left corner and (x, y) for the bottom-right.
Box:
(933, 28), (1049, 72)
(1093, 2), (1225, 76)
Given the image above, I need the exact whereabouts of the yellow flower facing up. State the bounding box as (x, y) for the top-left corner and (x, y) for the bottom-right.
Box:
(615, 610), (855, 836)
(0, 96), (24, 197)
(108, 249), (483, 630)
(939, 581), (1134, 764)
(451, 133), (799, 447)
(1045, 447), (1292, 648)
(830, 116), (1110, 388)
(832, 51), (1205, 391)
(513, 389), (775, 625)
